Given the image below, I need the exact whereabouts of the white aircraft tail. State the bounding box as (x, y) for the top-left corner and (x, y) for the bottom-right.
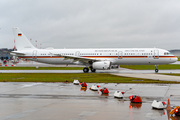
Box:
(13, 27), (36, 51)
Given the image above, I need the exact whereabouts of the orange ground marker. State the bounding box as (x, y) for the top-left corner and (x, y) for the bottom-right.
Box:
(166, 98), (171, 111)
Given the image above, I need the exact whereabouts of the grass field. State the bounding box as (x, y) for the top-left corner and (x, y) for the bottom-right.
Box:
(0, 73), (180, 84)
(120, 64), (180, 70)
(0, 67), (84, 70)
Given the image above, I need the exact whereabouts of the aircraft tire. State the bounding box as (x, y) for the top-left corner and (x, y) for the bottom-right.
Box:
(155, 69), (159, 73)
(83, 68), (89, 73)
(91, 68), (96, 72)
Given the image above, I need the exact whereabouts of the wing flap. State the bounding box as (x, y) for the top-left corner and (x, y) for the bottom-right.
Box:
(54, 54), (99, 64)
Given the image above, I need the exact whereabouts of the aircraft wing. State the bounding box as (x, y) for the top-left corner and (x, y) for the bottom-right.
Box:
(54, 54), (99, 64)
(10, 51), (26, 56)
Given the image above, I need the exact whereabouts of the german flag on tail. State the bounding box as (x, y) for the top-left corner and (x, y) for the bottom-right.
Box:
(18, 33), (22, 36)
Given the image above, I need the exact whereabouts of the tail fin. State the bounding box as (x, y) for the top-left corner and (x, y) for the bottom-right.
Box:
(13, 27), (36, 51)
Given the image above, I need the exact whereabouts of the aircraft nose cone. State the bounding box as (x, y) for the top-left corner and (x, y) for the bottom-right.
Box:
(175, 56), (178, 62)
(172, 56), (178, 63)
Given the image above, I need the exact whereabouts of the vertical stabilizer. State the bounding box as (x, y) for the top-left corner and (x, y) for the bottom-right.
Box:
(12, 27), (36, 51)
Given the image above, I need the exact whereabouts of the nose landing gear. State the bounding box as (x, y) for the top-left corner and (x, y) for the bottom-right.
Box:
(155, 65), (159, 73)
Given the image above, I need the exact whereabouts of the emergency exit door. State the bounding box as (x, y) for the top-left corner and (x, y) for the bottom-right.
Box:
(75, 51), (80, 57)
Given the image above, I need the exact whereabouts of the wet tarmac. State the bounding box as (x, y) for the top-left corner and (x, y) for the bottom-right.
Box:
(0, 82), (180, 120)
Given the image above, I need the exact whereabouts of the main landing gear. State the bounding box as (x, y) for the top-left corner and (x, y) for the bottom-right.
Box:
(83, 67), (96, 73)
(155, 65), (159, 73)
(83, 67), (89, 73)
(91, 68), (96, 72)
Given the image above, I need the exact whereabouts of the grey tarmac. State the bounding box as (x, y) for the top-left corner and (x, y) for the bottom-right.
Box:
(0, 67), (180, 82)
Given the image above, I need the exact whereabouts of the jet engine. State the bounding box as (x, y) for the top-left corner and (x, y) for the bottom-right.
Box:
(92, 61), (111, 70)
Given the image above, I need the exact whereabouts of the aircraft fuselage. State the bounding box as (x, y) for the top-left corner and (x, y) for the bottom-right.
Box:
(18, 48), (177, 65)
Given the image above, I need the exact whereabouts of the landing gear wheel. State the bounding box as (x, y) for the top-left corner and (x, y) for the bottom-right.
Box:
(83, 67), (89, 73)
(91, 68), (96, 72)
(155, 65), (159, 73)
(155, 69), (159, 73)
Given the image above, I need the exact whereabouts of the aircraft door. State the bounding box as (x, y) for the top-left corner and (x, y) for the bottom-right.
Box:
(118, 51), (123, 59)
(32, 50), (37, 60)
(75, 51), (80, 57)
(154, 49), (159, 59)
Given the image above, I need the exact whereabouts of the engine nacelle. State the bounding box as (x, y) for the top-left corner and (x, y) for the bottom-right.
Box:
(92, 61), (111, 70)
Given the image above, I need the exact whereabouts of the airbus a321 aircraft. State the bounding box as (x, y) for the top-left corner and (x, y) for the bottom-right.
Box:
(11, 27), (177, 73)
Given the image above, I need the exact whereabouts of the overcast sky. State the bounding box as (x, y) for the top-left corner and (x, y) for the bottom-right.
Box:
(1, 0), (180, 50)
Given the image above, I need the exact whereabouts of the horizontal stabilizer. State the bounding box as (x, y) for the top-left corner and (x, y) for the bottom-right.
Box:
(10, 51), (25, 56)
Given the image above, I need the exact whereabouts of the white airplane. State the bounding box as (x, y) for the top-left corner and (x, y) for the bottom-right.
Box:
(11, 27), (177, 73)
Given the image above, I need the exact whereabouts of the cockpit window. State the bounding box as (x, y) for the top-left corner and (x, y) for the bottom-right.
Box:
(164, 52), (171, 55)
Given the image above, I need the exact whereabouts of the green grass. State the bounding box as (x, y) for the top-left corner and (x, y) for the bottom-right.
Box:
(120, 64), (180, 70)
(178, 58), (180, 61)
(0, 67), (84, 70)
(0, 73), (180, 84)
